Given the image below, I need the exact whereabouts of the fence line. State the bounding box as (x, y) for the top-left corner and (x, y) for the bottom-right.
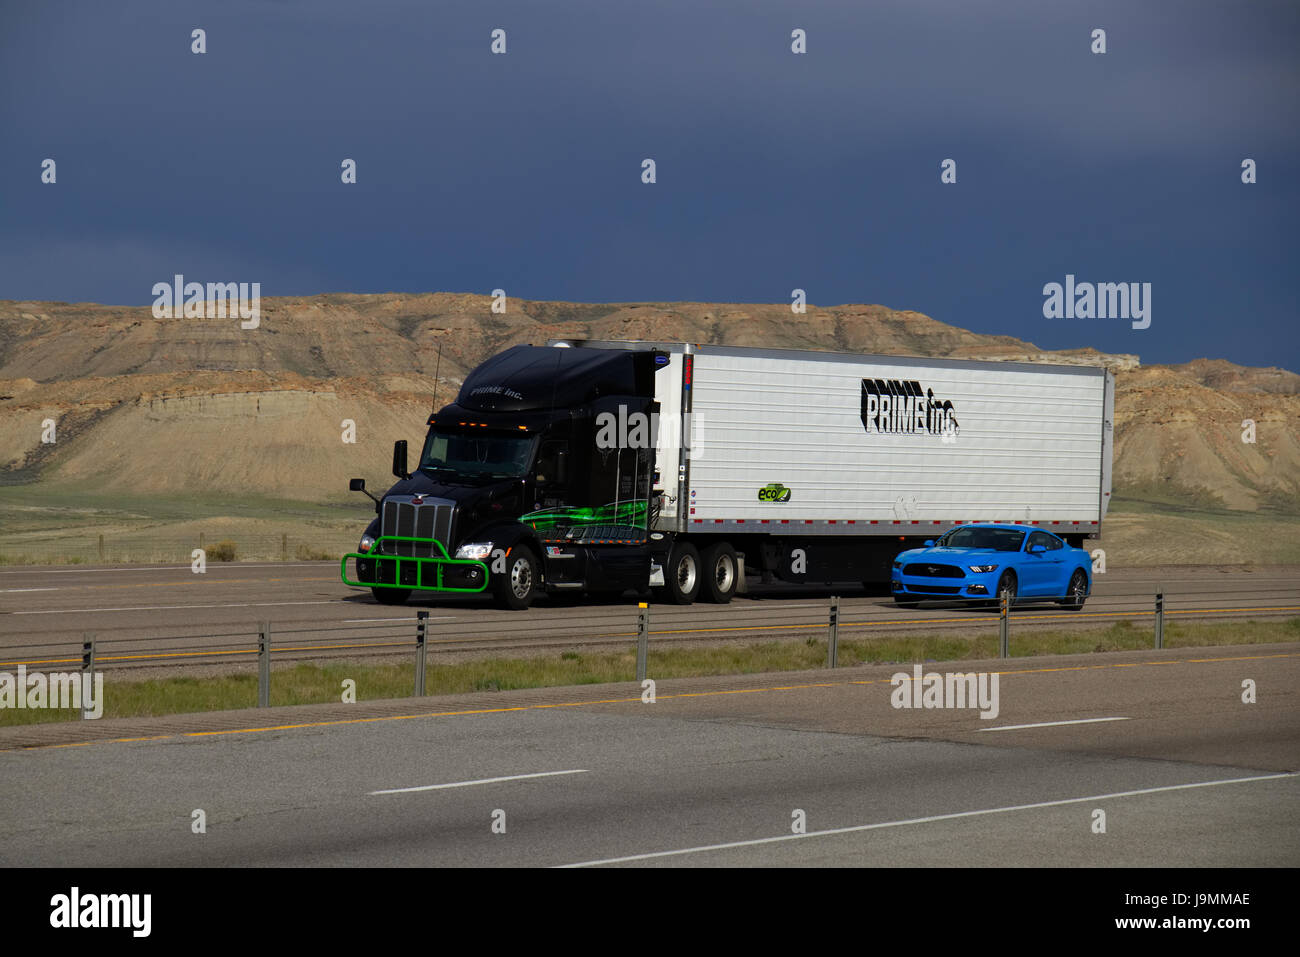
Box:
(0, 588), (1293, 723)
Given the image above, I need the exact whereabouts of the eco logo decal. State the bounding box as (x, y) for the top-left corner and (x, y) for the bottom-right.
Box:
(757, 483), (792, 503)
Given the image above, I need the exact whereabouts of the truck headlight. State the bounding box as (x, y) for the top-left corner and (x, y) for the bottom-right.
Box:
(358, 535), (376, 553)
(968, 564), (998, 573)
(455, 543), (494, 561)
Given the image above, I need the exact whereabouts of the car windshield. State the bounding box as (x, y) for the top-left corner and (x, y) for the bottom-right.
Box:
(938, 527), (1026, 552)
(419, 429), (536, 479)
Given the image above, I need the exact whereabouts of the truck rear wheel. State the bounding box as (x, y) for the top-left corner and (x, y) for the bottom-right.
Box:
(660, 542), (701, 605)
(700, 542), (738, 604)
(372, 587), (410, 605)
(493, 545), (538, 610)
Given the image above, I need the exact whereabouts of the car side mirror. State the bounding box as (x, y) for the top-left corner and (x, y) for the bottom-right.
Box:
(1029, 544), (1046, 554)
(392, 439), (409, 480)
(924, 540), (935, 547)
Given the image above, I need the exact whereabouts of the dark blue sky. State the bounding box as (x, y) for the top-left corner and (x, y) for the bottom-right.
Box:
(2, 0), (1297, 370)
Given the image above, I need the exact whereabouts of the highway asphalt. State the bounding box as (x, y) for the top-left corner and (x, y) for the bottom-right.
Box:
(1, 643), (1295, 866)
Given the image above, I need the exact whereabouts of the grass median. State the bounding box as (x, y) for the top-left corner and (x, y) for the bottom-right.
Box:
(2, 617), (1297, 726)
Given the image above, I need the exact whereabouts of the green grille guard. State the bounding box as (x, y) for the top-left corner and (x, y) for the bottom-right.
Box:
(341, 535), (490, 593)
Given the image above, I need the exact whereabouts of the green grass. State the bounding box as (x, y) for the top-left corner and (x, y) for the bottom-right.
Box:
(1104, 495), (1300, 566)
(2, 618), (1296, 727)
(0, 486), (363, 564)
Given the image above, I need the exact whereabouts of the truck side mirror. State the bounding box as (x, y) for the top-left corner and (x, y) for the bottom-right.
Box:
(555, 449), (569, 485)
(351, 477), (381, 509)
(392, 440), (409, 480)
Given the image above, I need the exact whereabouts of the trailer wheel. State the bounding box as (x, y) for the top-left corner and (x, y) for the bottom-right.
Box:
(372, 587), (411, 605)
(700, 542), (738, 604)
(660, 542), (701, 605)
(493, 545), (538, 610)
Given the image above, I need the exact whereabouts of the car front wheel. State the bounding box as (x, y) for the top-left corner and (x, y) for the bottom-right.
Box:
(1059, 569), (1088, 611)
(994, 572), (1017, 610)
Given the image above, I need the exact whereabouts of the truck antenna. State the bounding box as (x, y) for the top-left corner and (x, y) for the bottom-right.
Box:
(431, 341), (443, 414)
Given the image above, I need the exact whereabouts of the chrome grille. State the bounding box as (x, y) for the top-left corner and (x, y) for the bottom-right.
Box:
(381, 497), (456, 556)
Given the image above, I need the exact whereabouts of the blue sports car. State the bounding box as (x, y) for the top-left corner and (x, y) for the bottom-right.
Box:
(890, 524), (1092, 610)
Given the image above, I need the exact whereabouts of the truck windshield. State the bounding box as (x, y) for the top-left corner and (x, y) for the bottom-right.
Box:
(419, 430), (536, 479)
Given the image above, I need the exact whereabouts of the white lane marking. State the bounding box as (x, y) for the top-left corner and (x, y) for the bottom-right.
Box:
(371, 769), (589, 795)
(0, 563), (330, 575)
(12, 600), (339, 615)
(0, 588), (59, 593)
(978, 716), (1131, 732)
(558, 772), (1299, 868)
(344, 617), (457, 623)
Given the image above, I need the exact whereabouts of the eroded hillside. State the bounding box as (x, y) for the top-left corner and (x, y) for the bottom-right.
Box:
(1, 294), (1295, 512)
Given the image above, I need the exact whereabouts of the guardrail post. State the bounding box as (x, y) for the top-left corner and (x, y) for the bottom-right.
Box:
(999, 595), (1010, 658)
(1155, 588), (1164, 650)
(258, 621), (270, 708)
(636, 603), (649, 682)
(414, 610), (429, 696)
(81, 632), (96, 720)
(827, 596), (839, 668)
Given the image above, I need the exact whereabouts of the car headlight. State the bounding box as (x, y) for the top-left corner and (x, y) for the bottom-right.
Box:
(968, 564), (998, 573)
(455, 543), (494, 561)
(892, 560), (902, 569)
(358, 535), (376, 553)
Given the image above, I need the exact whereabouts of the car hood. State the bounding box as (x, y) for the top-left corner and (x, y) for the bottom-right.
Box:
(898, 546), (1013, 562)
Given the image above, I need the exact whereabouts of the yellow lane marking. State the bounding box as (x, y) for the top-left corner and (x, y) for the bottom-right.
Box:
(646, 606), (1300, 639)
(6, 650), (1297, 751)
(0, 640), (415, 669)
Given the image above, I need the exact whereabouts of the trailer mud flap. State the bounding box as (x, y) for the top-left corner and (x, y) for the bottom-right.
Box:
(341, 536), (489, 592)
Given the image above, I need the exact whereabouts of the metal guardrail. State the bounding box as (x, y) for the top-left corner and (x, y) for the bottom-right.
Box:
(0, 586), (1295, 722)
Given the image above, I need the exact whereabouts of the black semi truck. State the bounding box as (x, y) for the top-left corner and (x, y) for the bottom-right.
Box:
(342, 340), (1112, 609)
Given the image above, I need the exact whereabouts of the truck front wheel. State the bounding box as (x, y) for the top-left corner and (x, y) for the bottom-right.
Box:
(493, 545), (539, 610)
